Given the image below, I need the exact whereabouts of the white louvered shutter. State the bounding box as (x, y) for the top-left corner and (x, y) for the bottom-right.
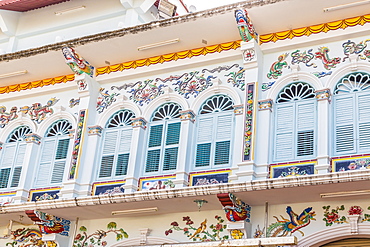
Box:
(215, 114), (232, 165)
(163, 122), (181, 171)
(334, 95), (355, 154)
(35, 139), (56, 187)
(0, 144), (16, 188)
(51, 138), (70, 183)
(274, 104), (295, 161)
(115, 129), (132, 176)
(296, 101), (315, 157)
(99, 131), (118, 178)
(10, 143), (26, 188)
(146, 125), (163, 173)
(357, 94), (370, 151)
(195, 117), (213, 167)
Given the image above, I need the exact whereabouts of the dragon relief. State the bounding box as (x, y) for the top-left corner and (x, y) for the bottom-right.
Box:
(19, 98), (59, 124)
(315, 47), (341, 70)
(267, 206), (315, 237)
(0, 106), (18, 128)
(267, 53), (289, 79)
(217, 193), (251, 222)
(62, 46), (94, 77)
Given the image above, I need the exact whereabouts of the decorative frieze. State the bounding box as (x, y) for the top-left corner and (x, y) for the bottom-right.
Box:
(139, 175), (175, 191)
(29, 189), (60, 202)
(92, 181), (125, 196)
(270, 162), (316, 178)
(0, 106), (18, 128)
(189, 170), (230, 186)
(258, 99), (273, 111)
(87, 125), (103, 136)
(233, 105), (244, 115)
(180, 110), (195, 122)
(315, 89), (331, 101)
(131, 117), (147, 129)
(19, 97), (59, 124)
(25, 133), (42, 145)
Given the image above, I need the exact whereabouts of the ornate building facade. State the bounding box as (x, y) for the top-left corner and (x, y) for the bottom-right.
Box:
(0, 0), (370, 246)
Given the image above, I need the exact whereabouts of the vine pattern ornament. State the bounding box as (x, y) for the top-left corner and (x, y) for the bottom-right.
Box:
(69, 110), (86, 180)
(234, 9), (258, 42)
(0, 106), (18, 128)
(19, 98), (59, 124)
(165, 215), (228, 242)
(314, 47), (341, 70)
(322, 205), (347, 226)
(171, 71), (216, 98)
(291, 49), (317, 67)
(342, 39), (370, 61)
(73, 222), (128, 247)
(261, 81), (275, 92)
(226, 66), (246, 91)
(267, 53), (289, 79)
(62, 46), (94, 77)
(69, 98), (80, 108)
(96, 88), (120, 113)
(267, 206), (315, 237)
(312, 71), (332, 78)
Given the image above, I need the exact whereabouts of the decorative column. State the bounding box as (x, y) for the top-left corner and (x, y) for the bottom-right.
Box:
(60, 46), (100, 198)
(14, 133), (41, 203)
(315, 89), (331, 174)
(123, 117), (147, 193)
(173, 110), (195, 188)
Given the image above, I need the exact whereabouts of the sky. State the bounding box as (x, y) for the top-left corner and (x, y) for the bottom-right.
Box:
(183, 0), (244, 11)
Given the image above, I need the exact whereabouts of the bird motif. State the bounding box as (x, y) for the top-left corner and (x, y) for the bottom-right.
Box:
(217, 193), (251, 222)
(189, 219), (207, 239)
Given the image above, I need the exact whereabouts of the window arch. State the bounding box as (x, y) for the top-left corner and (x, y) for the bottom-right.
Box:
(194, 95), (234, 169)
(34, 120), (72, 187)
(145, 103), (182, 174)
(273, 82), (316, 162)
(98, 110), (135, 179)
(0, 126), (32, 189)
(333, 73), (370, 155)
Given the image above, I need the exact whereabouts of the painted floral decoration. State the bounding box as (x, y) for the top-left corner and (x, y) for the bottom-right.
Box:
(323, 205), (347, 226)
(73, 222), (128, 247)
(165, 215), (229, 242)
(348, 205), (363, 215)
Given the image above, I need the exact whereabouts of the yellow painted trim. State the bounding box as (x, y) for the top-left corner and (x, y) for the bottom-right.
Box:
(260, 14), (370, 44)
(0, 74), (74, 95)
(270, 161), (317, 178)
(0, 192), (16, 197)
(29, 187), (61, 193)
(92, 180), (126, 195)
(331, 155), (370, 172)
(96, 41), (241, 76)
(139, 175), (176, 190)
(189, 170), (231, 186)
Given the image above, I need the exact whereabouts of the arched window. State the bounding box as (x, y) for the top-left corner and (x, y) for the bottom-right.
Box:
(0, 126), (31, 189)
(34, 120), (72, 187)
(333, 73), (370, 155)
(98, 110), (135, 179)
(194, 95), (234, 169)
(273, 82), (316, 162)
(145, 103), (182, 174)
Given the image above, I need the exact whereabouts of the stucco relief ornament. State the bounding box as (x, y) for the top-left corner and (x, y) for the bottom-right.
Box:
(0, 106), (18, 128)
(96, 88), (120, 113)
(291, 49), (317, 68)
(226, 66), (246, 91)
(171, 71), (216, 99)
(315, 47), (341, 70)
(25, 210), (71, 236)
(243, 48), (255, 62)
(234, 9), (258, 42)
(69, 98), (80, 108)
(6, 228), (44, 247)
(76, 79), (87, 91)
(19, 97), (59, 124)
(217, 193), (251, 222)
(267, 53), (289, 79)
(323, 205), (347, 226)
(342, 39), (370, 61)
(62, 46), (94, 77)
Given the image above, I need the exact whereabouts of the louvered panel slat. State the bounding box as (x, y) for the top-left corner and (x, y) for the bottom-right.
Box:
(359, 123), (370, 150)
(118, 129), (132, 153)
(335, 97), (354, 125)
(99, 155), (114, 178)
(0, 168), (10, 188)
(276, 105), (294, 132)
(336, 125), (354, 152)
(148, 125), (163, 147)
(14, 143), (26, 167)
(358, 94), (370, 122)
(51, 161), (65, 183)
(163, 147), (178, 170)
(197, 118), (213, 142)
(1, 145), (16, 168)
(166, 122), (181, 145)
(34, 163), (51, 187)
(102, 131), (118, 154)
(297, 131), (314, 156)
(297, 103), (315, 130)
(115, 153), (129, 176)
(275, 133), (294, 160)
(40, 140), (56, 163)
(214, 141), (230, 165)
(216, 115), (232, 140)
(145, 149), (160, 172)
(10, 166), (22, 187)
(55, 139), (69, 160)
(195, 143), (211, 167)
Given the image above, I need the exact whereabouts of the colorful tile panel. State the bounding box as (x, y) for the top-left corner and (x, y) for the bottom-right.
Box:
(139, 176), (175, 190)
(332, 156), (370, 172)
(271, 162), (316, 178)
(92, 181), (125, 196)
(189, 170), (230, 186)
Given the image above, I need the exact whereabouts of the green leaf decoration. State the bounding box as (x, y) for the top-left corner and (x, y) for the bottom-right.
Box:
(116, 233), (123, 241)
(79, 226), (87, 232)
(107, 222), (117, 230)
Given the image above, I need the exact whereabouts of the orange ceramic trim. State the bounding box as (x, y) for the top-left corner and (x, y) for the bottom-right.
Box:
(260, 14), (370, 44)
(0, 74), (74, 94)
(95, 40), (241, 76)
